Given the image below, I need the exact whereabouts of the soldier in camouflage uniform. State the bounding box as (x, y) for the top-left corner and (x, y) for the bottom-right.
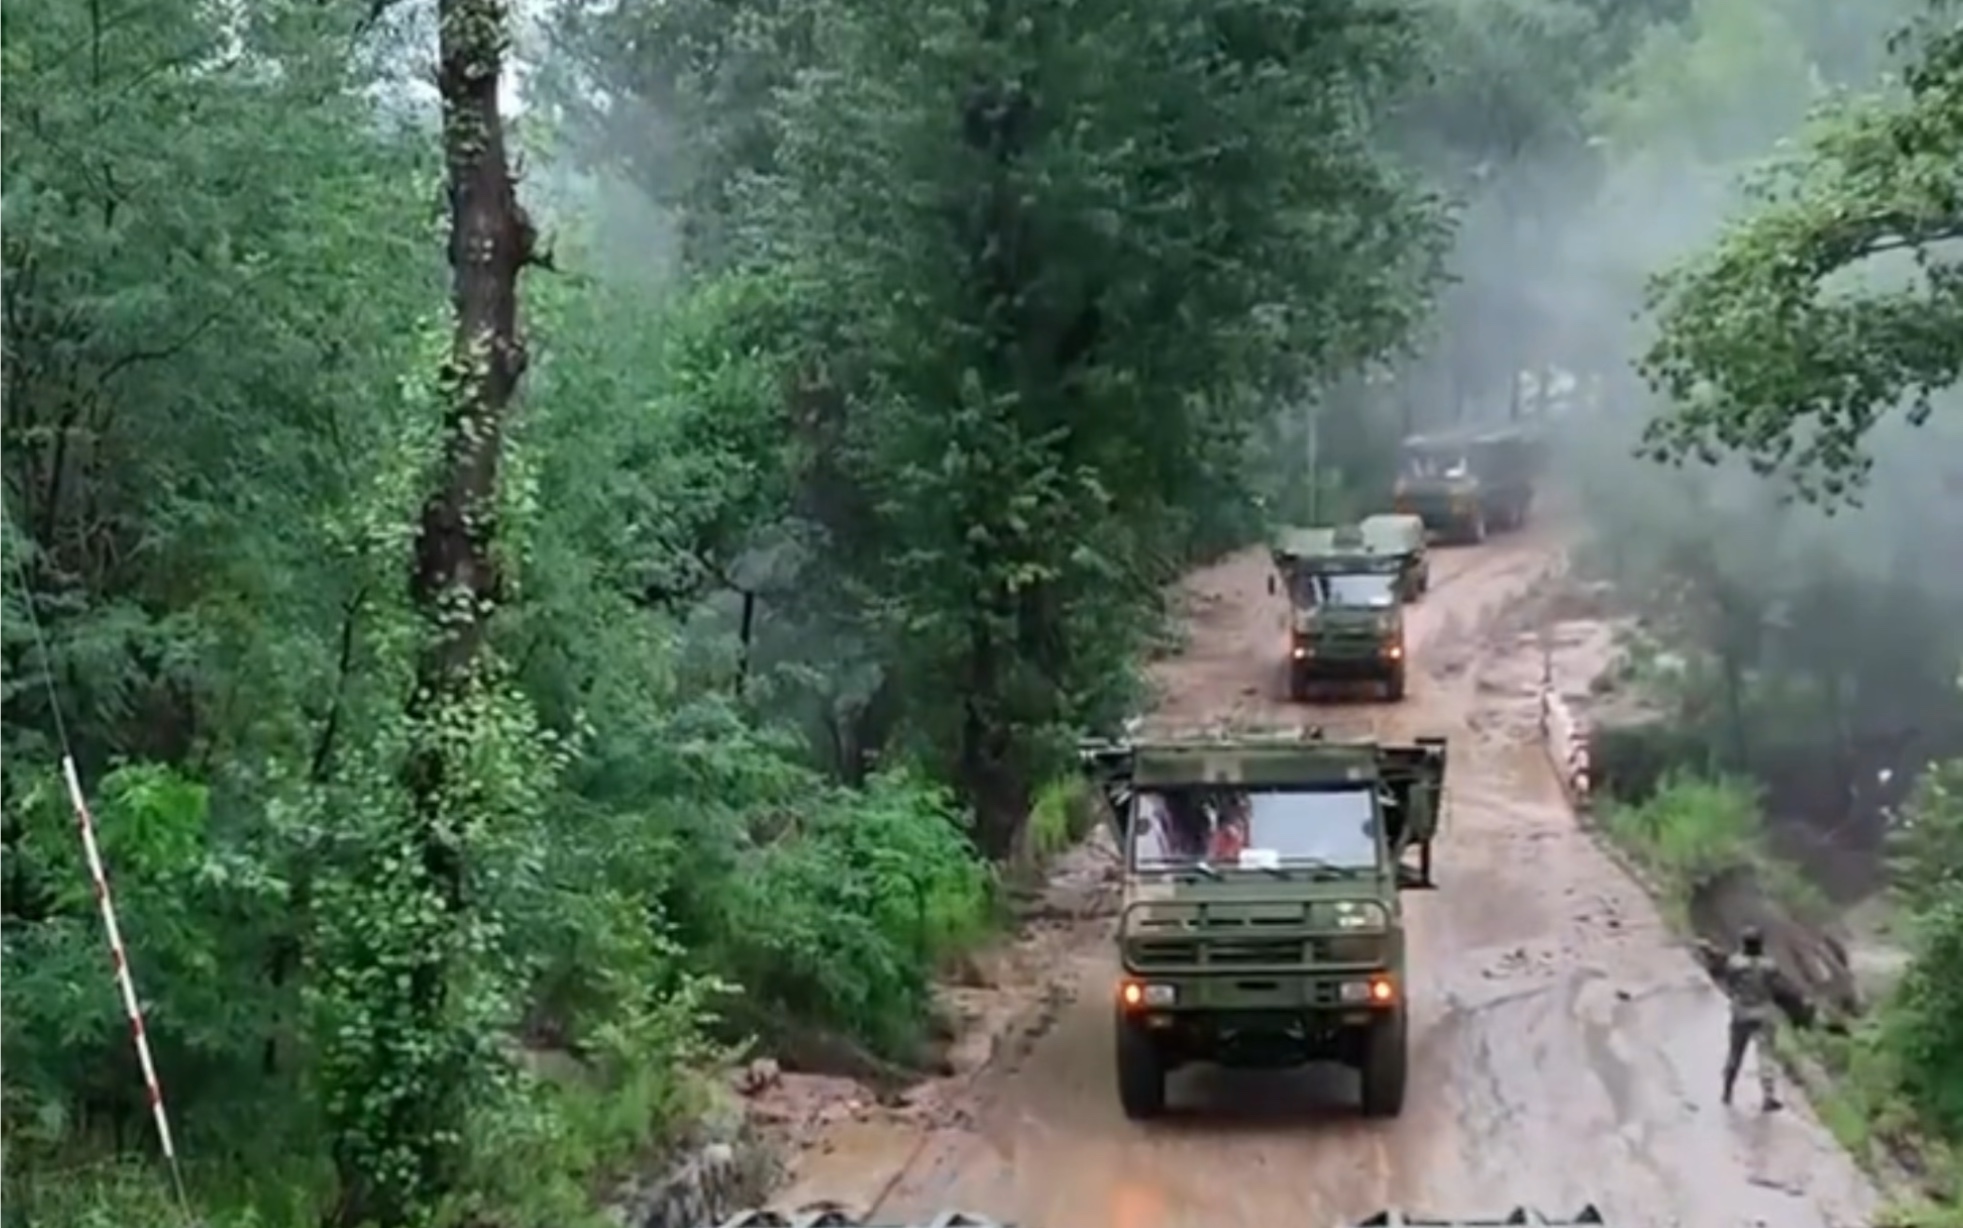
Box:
(1716, 926), (1789, 1111)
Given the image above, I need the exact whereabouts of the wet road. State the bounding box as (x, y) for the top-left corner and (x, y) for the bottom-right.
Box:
(782, 534), (1879, 1228)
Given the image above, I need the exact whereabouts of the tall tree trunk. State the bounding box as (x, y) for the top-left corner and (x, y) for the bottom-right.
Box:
(333, 0), (537, 1221)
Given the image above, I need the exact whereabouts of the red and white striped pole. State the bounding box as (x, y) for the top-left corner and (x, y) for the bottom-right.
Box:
(61, 754), (192, 1210)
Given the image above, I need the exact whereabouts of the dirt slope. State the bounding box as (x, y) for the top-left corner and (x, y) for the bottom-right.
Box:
(775, 530), (1879, 1228)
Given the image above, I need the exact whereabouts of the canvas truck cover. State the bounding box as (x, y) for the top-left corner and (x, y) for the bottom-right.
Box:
(1398, 423), (1544, 483)
(1359, 513), (1424, 556)
(1271, 525), (1403, 576)
(1077, 728), (1448, 856)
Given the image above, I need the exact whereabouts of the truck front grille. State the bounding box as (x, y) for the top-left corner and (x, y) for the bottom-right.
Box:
(1128, 935), (1383, 970)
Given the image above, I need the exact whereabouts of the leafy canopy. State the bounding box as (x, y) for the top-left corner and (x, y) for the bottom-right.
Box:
(1639, 8), (1963, 502)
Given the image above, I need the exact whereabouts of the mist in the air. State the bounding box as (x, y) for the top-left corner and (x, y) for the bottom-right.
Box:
(1422, 0), (1960, 893)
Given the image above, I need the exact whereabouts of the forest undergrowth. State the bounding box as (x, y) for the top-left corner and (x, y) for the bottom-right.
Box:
(3, 0), (1958, 1223)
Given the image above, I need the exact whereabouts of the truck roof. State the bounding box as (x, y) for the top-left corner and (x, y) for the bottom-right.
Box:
(1358, 513), (1423, 550)
(1271, 525), (1403, 570)
(1399, 422), (1536, 450)
(1104, 726), (1443, 788)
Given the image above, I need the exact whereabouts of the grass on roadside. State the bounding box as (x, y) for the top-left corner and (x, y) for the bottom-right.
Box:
(1598, 771), (1822, 920)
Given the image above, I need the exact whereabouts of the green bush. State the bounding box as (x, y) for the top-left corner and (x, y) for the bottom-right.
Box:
(1877, 761), (1963, 1146)
(703, 768), (993, 1057)
(1601, 771), (1762, 884)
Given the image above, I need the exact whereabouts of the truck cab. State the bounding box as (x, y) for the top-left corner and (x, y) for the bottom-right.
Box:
(1079, 728), (1448, 1121)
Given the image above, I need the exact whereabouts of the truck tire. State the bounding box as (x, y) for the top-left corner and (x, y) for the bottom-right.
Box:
(1385, 667), (1406, 703)
(1287, 665), (1310, 703)
(1359, 1009), (1408, 1118)
(1116, 1016), (1167, 1120)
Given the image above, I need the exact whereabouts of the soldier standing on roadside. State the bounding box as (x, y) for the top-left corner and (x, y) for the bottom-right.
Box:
(1712, 925), (1793, 1112)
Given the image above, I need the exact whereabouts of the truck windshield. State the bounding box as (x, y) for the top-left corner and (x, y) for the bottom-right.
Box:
(1130, 786), (1380, 871)
(1315, 573), (1397, 608)
(1401, 449), (1471, 480)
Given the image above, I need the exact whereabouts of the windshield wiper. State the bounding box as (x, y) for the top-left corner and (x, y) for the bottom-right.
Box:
(1174, 860), (1222, 881)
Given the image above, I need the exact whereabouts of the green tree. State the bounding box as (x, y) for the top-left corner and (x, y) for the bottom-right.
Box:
(1639, 7), (1963, 501)
(739, 0), (1446, 854)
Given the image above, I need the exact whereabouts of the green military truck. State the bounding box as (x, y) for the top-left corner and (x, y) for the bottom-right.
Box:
(1359, 512), (1429, 601)
(1391, 422), (1544, 544)
(1269, 526), (1408, 701)
(1079, 727), (1448, 1121)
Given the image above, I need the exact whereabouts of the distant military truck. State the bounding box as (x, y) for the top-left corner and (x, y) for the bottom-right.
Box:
(1079, 727), (1448, 1121)
(1391, 423), (1544, 544)
(1359, 512), (1429, 601)
(1268, 525), (1408, 701)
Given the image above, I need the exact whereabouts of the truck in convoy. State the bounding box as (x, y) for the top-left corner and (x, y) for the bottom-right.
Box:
(1268, 525), (1409, 701)
(1359, 512), (1429, 601)
(1391, 422), (1545, 544)
(1078, 726), (1448, 1121)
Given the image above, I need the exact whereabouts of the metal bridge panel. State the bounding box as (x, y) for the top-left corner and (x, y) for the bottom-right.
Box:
(707, 1206), (1601, 1228)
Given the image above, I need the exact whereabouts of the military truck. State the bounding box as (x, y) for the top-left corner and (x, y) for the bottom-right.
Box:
(1078, 727), (1448, 1120)
(700, 1208), (1605, 1227)
(699, 1208), (1605, 1228)
(1359, 512), (1429, 601)
(1391, 423), (1544, 544)
(1268, 526), (1408, 701)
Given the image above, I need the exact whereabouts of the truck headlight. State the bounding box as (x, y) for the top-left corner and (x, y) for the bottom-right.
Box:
(1142, 983), (1177, 1007)
(1340, 976), (1396, 1004)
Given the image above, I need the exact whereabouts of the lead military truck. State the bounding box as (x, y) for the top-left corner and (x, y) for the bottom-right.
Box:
(1078, 727), (1447, 1121)
(1269, 526), (1409, 701)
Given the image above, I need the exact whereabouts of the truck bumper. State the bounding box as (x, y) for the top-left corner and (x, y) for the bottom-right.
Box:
(1292, 652), (1401, 683)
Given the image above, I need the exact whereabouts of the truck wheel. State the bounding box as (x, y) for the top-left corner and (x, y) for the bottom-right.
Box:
(1359, 1010), (1408, 1118)
(1287, 666), (1310, 703)
(1385, 668), (1406, 703)
(1116, 1016), (1167, 1120)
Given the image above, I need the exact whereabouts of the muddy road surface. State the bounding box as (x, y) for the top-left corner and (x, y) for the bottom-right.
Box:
(780, 531), (1878, 1228)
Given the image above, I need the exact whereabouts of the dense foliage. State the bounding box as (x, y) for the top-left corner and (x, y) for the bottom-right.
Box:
(2, 0), (1451, 1221)
(6, 0), (1959, 1221)
(1640, 11), (1962, 500)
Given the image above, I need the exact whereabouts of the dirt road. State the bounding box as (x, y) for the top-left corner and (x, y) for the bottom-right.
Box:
(778, 533), (1879, 1228)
